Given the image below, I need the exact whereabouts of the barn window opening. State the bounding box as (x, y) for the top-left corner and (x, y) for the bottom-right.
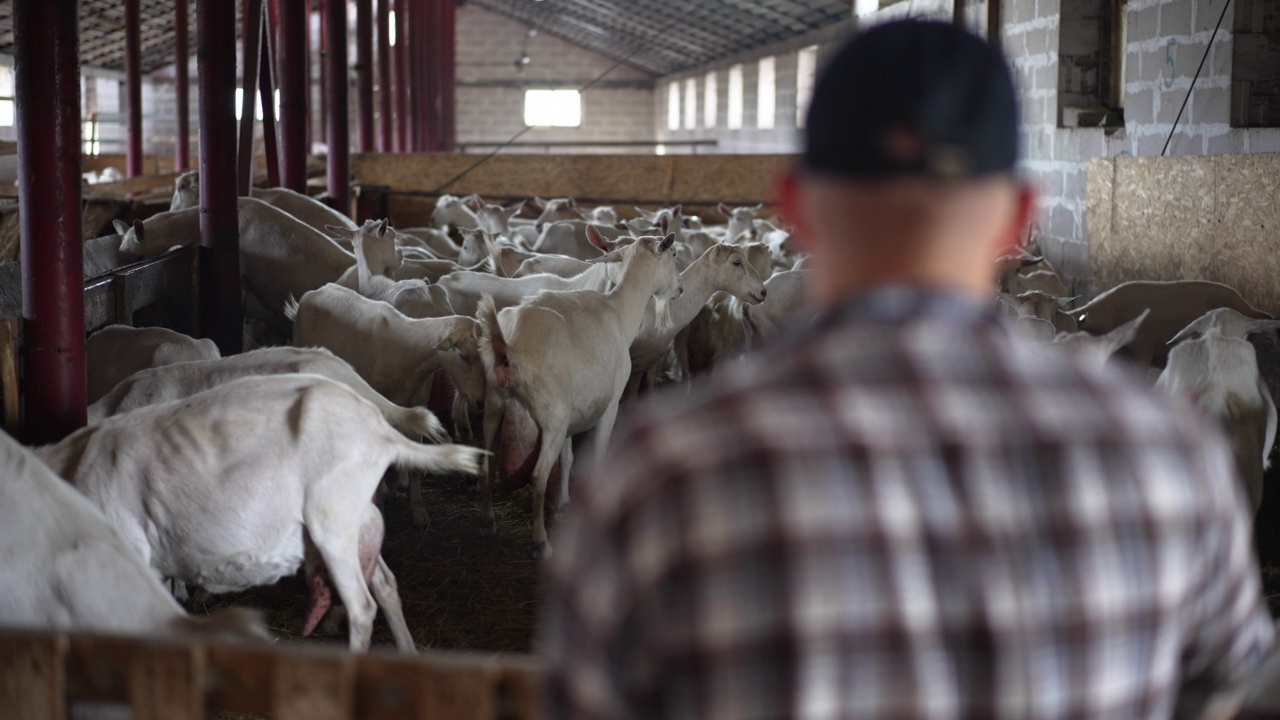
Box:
(1057, 0), (1126, 128)
(667, 82), (680, 130)
(684, 77), (698, 130)
(1231, 0), (1280, 127)
(728, 63), (744, 129)
(704, 71), (718, 128)
(234, 87), (265, 121)
(525, 89), (582, 127)
(796, 45), (818, 128)
(757, 56), (776, 129)
(0, 65), (14, 128)
(388, 11), (396, 45)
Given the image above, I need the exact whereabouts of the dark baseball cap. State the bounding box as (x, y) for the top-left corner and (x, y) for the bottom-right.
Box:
(803, 19), (1019, 181)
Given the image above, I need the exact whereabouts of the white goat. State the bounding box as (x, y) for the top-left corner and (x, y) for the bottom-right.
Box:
(429, 194), (480, 230)
(38, 375), (483, 652)
(477, 233), (683, 557)
(117, 197), (356, 321)
(475, 201), (525, 236)
(587, 205), (618, 225)
(333, 219), (403, 293)
(717, 202), (763, 243)
(439, 244), (621, 317)
(1052, 309), (1149, 368)
(1072, 280), (1274, 368)
(1156, 308), (1280, 513)
(0, 427), (266, 643)
(86, 324), (220, 403)
(532, 196), (585, 229)
(170, 170), (358, 234)
(88, 347), (447, 441)
(533, 220), (626, 260)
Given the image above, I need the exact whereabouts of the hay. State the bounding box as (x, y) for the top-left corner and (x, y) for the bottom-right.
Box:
(186, 472), (541, 655)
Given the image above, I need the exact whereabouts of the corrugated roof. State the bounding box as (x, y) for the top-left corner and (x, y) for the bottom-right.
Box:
(0, 0), (849, 77)
(470, 0), (852, 76)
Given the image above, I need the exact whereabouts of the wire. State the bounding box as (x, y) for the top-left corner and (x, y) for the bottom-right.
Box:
(1162, 0), (1231, 156)
(431, 0), (713, 195)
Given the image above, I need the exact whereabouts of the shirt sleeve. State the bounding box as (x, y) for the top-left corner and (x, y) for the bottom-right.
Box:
(1176, 437), (1275, 716)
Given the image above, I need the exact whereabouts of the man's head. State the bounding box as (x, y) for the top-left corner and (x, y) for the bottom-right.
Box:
(778, 20), (1036, 307)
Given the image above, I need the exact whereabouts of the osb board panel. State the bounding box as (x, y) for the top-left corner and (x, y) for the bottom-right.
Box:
(1089, 152), (1280, 313)
(1205, 153), (1280, 310)
(353, 153), (789, 205)
(1086, 157), (1115, 290)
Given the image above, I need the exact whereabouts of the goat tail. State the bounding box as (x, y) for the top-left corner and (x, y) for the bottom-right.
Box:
(392, 439), (486, 478)
(386, 405), (450, 444)
(476, 294), (513, 389)
(283, 294), (301, 322)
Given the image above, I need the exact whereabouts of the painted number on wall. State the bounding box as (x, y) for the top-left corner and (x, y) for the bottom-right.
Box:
(1164, 39), (1176, 89)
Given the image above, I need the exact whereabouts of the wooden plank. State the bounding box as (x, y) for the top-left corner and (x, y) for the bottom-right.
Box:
(65, 634), (205, 719)
(272, 648), (356, 720)
(354, 652), (501, 720)
(121, 248), (195, 311)
(0, 630), (66, 720)
(495, 663), (543, 720)
(83, 276), (119, 333)
(205, 644), (275, 716)
(0, 317), (19, 435)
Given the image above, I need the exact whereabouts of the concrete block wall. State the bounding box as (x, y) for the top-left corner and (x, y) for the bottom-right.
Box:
(455, 6), (655, 153)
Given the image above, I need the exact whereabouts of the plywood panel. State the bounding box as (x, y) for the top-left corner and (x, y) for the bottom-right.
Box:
(1087, 152), (1280, 314)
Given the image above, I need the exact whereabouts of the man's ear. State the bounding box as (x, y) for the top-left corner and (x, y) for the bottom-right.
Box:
(997, 182), (1039, 260)
(773, 167), (814, 253)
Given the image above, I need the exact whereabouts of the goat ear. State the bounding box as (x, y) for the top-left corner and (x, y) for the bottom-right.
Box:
(1055, 295), (1080, 309)
(506, 200), (525, 217)
(132, 219), (145, 242)
(324, 224), (351, 238)
(671, 204), (683, 218)
(1245, 318), (1280, 336)
(531, 196), (548, 210)
(752, 203), (763, 212)
(1109, 309), (1149, 350)
(463, 194), (484, 210)
(717, 202), (731, 217)
(659, 233), (676, 251)
(586, 225), (615, 254)
(113, 219), (130, 237)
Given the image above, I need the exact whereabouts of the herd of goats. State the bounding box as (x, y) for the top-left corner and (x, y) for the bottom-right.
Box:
(1, 176), (1274, 656)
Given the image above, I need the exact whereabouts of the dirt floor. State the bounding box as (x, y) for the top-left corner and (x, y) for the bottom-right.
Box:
(187, 473), (542, 655)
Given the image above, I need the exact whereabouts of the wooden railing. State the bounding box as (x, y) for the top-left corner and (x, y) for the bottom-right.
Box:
(0, 627), (541, 720)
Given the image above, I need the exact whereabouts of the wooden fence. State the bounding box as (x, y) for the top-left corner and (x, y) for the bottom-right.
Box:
(0, 627), (541, 720)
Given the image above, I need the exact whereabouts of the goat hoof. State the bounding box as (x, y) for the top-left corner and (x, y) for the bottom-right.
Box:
(530, 541), (553, 560)
(479, 517), (497, 537)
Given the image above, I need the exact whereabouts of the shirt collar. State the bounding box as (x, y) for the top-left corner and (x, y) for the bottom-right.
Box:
(815, 285), (995, 329)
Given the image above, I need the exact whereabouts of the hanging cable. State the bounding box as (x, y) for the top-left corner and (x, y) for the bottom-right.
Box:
(1162, 0), (1232, 156)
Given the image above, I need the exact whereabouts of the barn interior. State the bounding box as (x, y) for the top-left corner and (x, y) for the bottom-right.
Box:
(2, 0), (1280, 715)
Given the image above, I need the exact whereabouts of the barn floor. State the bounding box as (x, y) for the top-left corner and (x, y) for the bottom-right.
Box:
(187, 473), (542, 654)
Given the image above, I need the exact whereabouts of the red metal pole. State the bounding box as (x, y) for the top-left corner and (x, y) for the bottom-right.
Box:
(394, 0), (408, 152)
(197, 0), (244, 355)
(259, 9), (281, 188)
(124, 0), (144, 176)
(15, 0), (85, 443)
(413, 0), (432, 151)
(377, 0), (392, 152)
(175, 0), (191, 171)
(356, 0), (374, 152)
(278, 0), (309, 192)
(326, 0), (350, 214)
(319, 0), (329, 144)
(438, 0), (455, 151)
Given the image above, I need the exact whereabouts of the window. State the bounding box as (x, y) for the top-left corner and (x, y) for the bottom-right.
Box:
(727, 64), (744, 129)
(0, 66), (13, 128)
(684, 78), (697, 130)
(704, 71), (718, 128)
(524, 89), (582, 127)
(757, 57), (776, 129)
(1231, 0), (1280, 127)
(1057, 0), (1125, 127)
(234, 87), (265, 121)
(388, 11), (397, 46)
(796, 46), (818, 128)
(667, 82), (680, 131)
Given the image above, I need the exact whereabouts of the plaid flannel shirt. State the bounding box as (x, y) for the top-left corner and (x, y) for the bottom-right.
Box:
(541, 288), (1273, 720)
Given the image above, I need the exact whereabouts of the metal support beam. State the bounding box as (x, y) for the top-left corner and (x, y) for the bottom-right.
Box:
(238, 0), (264, 195)
(175, 0), (191, 171)
(988, 0), (1002, 45)
(14, 0), (86, 443)
(356, 0), (375, 152)
(377, 0), (392, 152)
(259, 9), (281, 188)
(953, 0), (967, 26)
(438, 0), (455, 151)
(278, 0), (309, 192)
(124, 0), (144, 177)
(326, 0), (351, 214)
(394, 0), (408, 151)
(197, 0), (244, 355)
